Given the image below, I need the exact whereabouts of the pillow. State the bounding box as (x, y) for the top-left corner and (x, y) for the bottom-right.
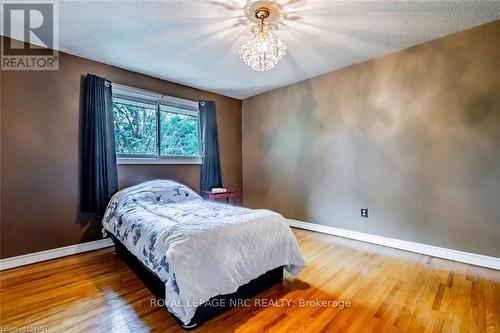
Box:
(112, 180), (201, 206)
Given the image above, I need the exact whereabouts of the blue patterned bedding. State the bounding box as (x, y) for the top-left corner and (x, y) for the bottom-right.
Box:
(102, 180), (305, 325)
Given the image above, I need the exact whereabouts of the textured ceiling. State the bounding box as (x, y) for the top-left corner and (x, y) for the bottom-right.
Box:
(5, 1), (500, 99)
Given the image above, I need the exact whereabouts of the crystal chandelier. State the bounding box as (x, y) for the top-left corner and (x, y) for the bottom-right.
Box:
(239, 7), (286, 71)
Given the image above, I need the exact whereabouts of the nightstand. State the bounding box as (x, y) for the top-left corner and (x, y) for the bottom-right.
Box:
(202, 190), (237, 205)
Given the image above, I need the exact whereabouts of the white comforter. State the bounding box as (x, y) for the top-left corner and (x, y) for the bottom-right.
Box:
(102, 180), (305, 326)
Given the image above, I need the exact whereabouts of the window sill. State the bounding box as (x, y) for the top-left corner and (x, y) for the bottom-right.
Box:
(117, 157), (202, 165)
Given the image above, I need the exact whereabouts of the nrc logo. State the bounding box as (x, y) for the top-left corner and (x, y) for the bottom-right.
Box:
(2, 2), (55, 56)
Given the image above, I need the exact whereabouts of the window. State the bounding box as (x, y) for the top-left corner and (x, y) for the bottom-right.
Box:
(113, 98), (157, 157)
(160, 105), (199, 157)
(112, 84), (201, 164)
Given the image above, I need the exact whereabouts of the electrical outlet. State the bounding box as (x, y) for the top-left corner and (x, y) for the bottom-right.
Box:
(361, 208), (368, 218)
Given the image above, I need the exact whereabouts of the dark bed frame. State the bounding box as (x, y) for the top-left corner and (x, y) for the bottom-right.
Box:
(111, 236), (284, 330)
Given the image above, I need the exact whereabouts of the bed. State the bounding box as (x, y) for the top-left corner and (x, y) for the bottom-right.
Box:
(102, 180), (305, 329)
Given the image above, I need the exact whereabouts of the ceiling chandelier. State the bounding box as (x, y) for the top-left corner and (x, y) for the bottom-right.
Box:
(239, 7), (286, 71)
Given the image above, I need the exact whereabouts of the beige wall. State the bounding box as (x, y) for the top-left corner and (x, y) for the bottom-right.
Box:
(243, 21), (500, 257)
(1, 41), (242, 258)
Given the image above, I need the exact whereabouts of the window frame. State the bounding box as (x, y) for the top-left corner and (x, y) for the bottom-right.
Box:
(112, 83), (202, 165)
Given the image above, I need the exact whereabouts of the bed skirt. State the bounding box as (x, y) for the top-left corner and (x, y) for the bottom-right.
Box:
(111, 236), (284, 330)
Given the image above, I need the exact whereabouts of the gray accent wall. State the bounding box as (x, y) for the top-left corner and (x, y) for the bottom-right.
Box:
(242, 21), (500, 257)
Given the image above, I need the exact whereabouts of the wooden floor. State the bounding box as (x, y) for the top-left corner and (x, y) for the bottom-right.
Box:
(1, 228), (499, 332)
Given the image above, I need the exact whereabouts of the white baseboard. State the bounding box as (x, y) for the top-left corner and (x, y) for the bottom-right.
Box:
(0, 238), (114, 271)
(2, 223), (498, 271)
(287, 219), (500, 270)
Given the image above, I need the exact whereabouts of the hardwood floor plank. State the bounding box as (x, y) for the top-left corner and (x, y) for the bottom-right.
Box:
(1, 228), (498, 332)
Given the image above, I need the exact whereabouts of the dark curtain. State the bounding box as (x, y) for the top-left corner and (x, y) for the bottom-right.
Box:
(199, 101), (222, 192)
(81, 74), (118, 214)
